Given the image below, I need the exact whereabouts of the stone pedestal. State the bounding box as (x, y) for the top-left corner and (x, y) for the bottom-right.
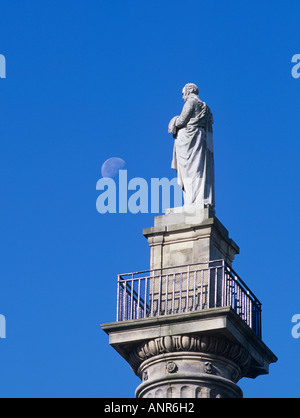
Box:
(143, 207), (239, 270)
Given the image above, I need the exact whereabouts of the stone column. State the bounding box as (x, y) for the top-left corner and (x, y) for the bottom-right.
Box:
(132, 335), (248, 398)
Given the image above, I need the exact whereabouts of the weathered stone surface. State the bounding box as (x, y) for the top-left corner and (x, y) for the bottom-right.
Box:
(136, 352), (243, 398)
(128, 334), (251, 377)
(101, 306), (277, 397)
(129, 333), (251, 397)
(143, 211), (239, 270)
(168, 83), (215, 209)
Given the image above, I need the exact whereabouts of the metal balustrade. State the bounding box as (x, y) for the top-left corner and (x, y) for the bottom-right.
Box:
(116, 260), (262, 339)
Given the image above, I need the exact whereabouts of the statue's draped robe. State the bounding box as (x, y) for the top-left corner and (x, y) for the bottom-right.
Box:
(169, 94), (215, 208)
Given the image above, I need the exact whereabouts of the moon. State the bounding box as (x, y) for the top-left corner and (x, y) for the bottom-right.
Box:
(101, 157), (126, 178)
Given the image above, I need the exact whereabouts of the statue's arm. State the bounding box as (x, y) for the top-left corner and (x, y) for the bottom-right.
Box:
(175, 100), (194, 129)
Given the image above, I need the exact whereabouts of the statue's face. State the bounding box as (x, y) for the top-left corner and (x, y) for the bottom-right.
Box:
(182, 88), (188, 102)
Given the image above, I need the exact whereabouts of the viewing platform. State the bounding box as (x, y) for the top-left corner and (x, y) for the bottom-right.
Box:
(102, 208), (277, 398)
(116, 260), (262, 339)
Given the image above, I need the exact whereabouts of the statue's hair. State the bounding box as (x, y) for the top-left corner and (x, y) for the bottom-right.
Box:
(183, 83), (199, 96)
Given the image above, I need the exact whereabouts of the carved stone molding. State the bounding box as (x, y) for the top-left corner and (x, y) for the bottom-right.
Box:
(135, 351), (244, 398)
(128, 334), (251, 377)
(166, 361), (178, 374)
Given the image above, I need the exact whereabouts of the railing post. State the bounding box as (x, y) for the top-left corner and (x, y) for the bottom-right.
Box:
(221, 260), (225, 307)
(165, 274), (169, 316)
(144, 276), (148, 318)
(179, 273), (183, 313)
(130, 274), (134, 320)
(225, 266), (229, 307)
(200, 269), (203, 310)
(192, 270), (197, 312)
(123, 279), (127, 321)
(246, 290), (249, 327)
(137, 278), (141, 319)
(214, 267), (218, 308)
(158, 274), (162, 316)
(116, 275), (120, 322)
(151, 270), (155, 317)
(171, 273), (175, 315)
(186, 266), (190, 312)
(207, 268), (210, 309)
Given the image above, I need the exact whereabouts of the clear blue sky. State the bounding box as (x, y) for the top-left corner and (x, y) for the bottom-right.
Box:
(0, 0), (299, 398)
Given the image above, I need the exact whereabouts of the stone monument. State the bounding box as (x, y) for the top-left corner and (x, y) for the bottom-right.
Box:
(101, 84), (277, 398)
(168, 83), (215, 209)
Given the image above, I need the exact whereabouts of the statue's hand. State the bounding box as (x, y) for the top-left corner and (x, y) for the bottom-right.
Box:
(168, 116), (179, 136)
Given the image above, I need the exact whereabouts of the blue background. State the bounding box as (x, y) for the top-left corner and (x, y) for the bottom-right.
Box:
(0, 0), (299, 398)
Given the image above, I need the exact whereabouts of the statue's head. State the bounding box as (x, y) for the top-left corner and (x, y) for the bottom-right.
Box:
(182, 83), (199, 101)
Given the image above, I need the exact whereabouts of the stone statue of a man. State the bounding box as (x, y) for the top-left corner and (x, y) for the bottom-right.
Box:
(168, 83), (215, 209)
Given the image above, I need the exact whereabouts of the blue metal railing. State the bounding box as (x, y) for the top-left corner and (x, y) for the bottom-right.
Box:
(116, 260), (262, 339)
